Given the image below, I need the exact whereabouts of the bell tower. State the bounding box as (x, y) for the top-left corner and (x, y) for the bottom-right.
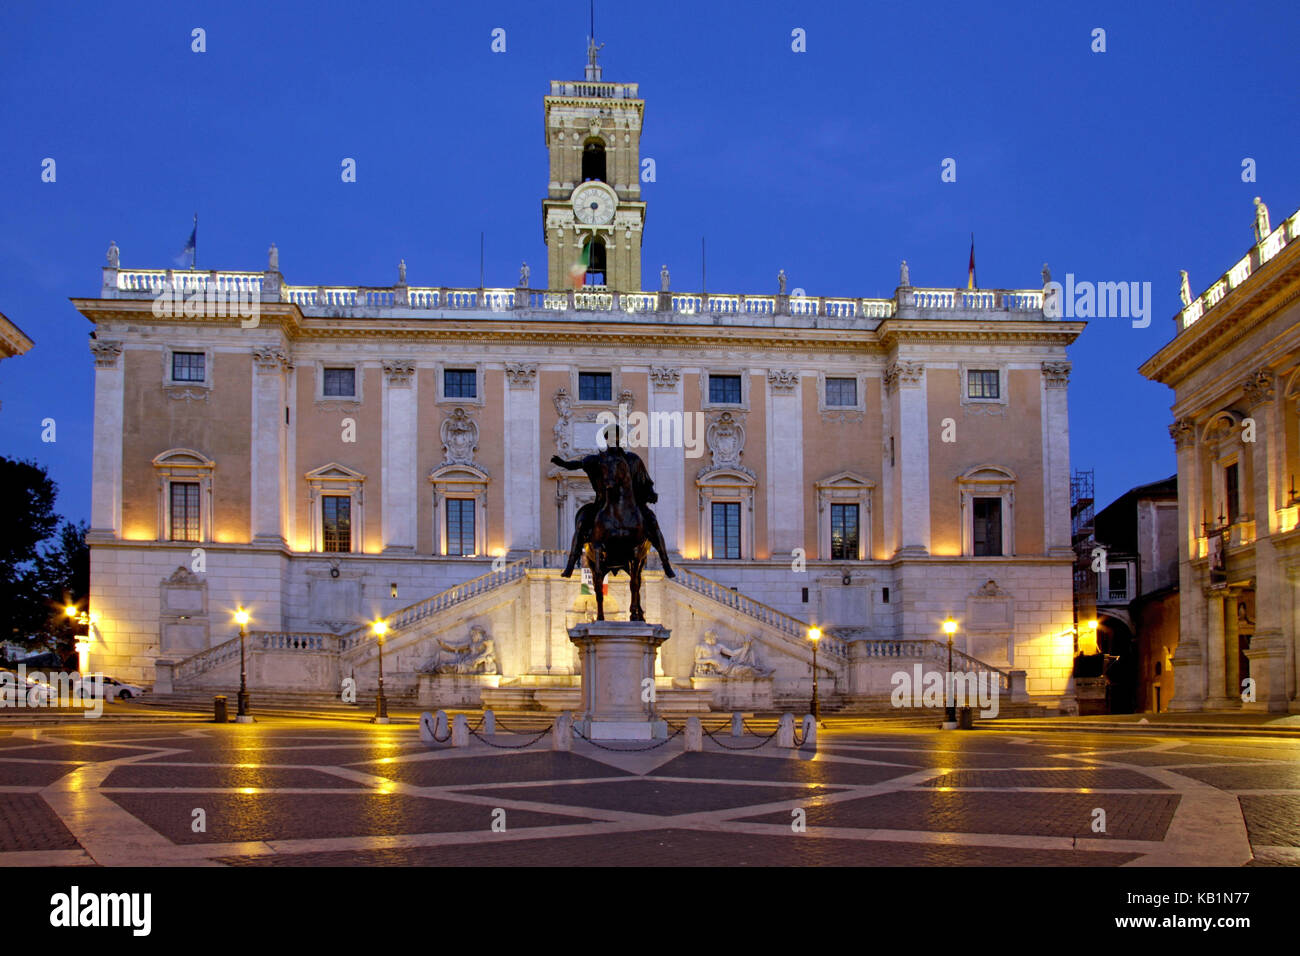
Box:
(542, 40), (646, 292)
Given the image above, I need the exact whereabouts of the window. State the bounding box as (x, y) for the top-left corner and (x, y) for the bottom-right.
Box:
(1225, 462), (1240, 524)
(169, 482), (201, 542)
(1107, 567), (1128, 600)
(830, 503), (859, 560)
(972, 497), (1003, 556)
(322, 495), (352, 552)
(323, 367), (356, 397)
(584, 238), (606, 286)
(712, 502), (741, 559)
(171, 352), (205, 382)
(967, 369), (1000, 400)
(579, 372), (612, 402)
(446, 499), (476, 556)
(582, 140), (606, 182)
(709, 375), (743, 405)
(825, 377), (857, 407)
(444, 369), (477, 399)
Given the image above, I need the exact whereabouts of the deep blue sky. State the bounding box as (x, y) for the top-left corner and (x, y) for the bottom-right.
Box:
(1, 0), (1297, 526)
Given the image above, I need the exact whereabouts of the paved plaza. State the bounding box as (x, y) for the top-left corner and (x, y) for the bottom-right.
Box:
(1, 717), (1297, 867)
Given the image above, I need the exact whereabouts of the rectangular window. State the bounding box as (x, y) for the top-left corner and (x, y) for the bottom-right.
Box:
(967, 369), (1000, 400)
(1107, 567), (1128, 601)
(171, 352), (205, 383)
(708, 374), (742, 404)
(830, 503), (860, 559)
(972, 497), (1003, 556)
(825, 377), (857, 407)
(1225, 462), (1240, 524)
(578, 372), (612, 402)
(711, 502), (741, 559)
(446, 499), (475, 556)
(322, 495), (352, 552)
(323, 367), (356, 397)
(444, 369), (477, 399)
(169, 482), (200, 542)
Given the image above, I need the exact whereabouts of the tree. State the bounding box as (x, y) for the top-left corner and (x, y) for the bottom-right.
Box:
(37, 520), (90, 657)
(0, 457), (60, 644)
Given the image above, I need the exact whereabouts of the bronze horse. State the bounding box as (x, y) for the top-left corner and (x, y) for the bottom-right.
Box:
(586, 451), (652, 621)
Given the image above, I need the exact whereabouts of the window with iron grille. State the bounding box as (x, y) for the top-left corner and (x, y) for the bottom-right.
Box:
(322, 495), (352, 552)
(578, 372), (612, 402)
(1107, 566), (1128, 599)
(708, 374), (742, 404)
(171, 352), (205, 383)
(446, 499), (475, 556)
(830, 503), (859, 559)
(1225, 462), (1240, 524)
(711, 502), (741, 559)
(972, 497), (1002, 556)
(444, 369), (476, 399)
(967, 369), (1000, 400)
(323, 367), (356, 397)
(169, 482), (200, 542)
(825, 377), (856, 407)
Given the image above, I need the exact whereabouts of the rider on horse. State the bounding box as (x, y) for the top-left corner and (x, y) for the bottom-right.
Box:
(551, 425), (676, 580)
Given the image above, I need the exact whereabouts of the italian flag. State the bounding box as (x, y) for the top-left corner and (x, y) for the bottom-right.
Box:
(967, 234), (977, 290)
(579, 566), (607, 595)
(569, 244), (590, 289)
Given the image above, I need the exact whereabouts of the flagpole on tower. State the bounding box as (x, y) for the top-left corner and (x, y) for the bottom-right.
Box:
(192, 214), (197, 271)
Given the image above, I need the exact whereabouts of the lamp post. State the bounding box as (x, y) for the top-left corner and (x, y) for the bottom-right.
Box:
(942, 618), (958, 727)
(808, 627), (822, 722)
(371, 620), (389, 724)
(234, 608), (252, 723)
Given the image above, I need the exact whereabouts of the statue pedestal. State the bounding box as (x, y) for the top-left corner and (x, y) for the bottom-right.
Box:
(569, 621), (670, 740)
(691, 675), (775, 711)
(417, 673), (500, 709)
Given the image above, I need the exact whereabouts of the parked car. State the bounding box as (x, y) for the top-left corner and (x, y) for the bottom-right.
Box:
(73, 674), (147, 700)
(1, 666), (54, 704)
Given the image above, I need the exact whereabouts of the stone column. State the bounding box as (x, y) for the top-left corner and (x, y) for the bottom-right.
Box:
(380, 360), (417, 553)
(503, 363), (540, 552)
(1224, 590), (1240, 704)
(1242, 369), (1288, 711)
(765, 369), (804, 557)
(90, 340), (125, 536)
(1205, 589), (1226, 707)
(648, 367), (684, 552)
(1169, 418), (1207, 710)
(251, 348), (289, 545)
(888, 361), (929, 555)
(1041, 362), (1074, 556)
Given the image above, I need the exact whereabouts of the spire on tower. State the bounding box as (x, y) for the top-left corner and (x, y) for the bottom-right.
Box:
(585, 0), (603, 80)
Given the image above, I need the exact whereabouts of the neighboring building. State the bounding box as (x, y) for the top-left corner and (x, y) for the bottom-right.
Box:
(71, 44), (1085, 711)
(1140, 199), (1300, 713)
(1091, 476), (1180, 713)
(0, 311), (35, 411)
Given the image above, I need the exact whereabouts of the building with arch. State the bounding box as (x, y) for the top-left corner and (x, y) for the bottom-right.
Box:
(72, 44), (1085, 712)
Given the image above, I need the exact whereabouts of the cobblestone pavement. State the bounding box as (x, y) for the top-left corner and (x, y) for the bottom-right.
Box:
(1, 718), (1296, 866)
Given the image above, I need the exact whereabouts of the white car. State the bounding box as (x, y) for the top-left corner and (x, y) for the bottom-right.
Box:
(74, 674), (147, 701)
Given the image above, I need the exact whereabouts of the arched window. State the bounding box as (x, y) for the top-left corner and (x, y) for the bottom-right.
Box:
(582, 139), (606, 182)
(584, 238), (607, 286)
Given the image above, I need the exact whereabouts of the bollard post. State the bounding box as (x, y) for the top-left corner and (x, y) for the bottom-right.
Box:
(553, 711), (573, 751)
(483, 708), (495, 736)
(777, 712), (795, 748)
(800, 714), (817, 749)
(685, 716), (703, 751)
(452, 713), (470, 747)
(420, 710), (449, 746)
(731, 711), (743, 737)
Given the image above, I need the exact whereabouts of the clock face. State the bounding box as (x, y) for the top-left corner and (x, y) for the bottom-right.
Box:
(572, 183), (616, 225)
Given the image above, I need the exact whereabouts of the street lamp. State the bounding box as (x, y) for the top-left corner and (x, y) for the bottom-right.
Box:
(234, 608), (252, 723)
(808, 627), (822, 722)
(942, 617), (958, 726)
(371, 619), (389, 724)
(65, 604), (91, 677)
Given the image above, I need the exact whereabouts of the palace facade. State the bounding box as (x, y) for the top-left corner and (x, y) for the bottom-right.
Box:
(74, 48), (1084, 712)
(1140, 200), (1300, 713)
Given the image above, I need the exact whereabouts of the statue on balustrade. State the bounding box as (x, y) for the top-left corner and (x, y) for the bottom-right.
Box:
(693, 630), (772, 678)
(1253, 197), (1271, 242)
(421, 625), (498, 675)
(551, 424), (675, 621)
